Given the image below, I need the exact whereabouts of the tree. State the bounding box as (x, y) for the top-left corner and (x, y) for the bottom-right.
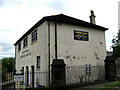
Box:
(2, 57), (15, 73)
(112, 30), (120, 57)
(1, 57), (15, 81)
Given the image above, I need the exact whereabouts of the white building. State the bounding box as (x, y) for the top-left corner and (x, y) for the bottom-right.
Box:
(14, 11), (108, 87)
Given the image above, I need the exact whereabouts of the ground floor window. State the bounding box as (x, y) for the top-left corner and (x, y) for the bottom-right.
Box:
(37, 56), (40, 68)
(85, 64), (91, 76)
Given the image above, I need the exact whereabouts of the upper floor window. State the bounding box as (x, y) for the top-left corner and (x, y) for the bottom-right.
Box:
(18, 42), (21, 51)
(23, 37), (28, 48)
(32, 30), (38, 43)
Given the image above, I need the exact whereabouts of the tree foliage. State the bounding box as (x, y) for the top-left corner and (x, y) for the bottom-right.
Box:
(2, 57), (15, 73)
(112, 31), (120, 57)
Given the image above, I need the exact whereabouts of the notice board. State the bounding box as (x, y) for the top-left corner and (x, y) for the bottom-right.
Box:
(74, 30), (89, 41)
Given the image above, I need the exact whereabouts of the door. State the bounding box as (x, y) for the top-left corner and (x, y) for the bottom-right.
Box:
(26, 66), (29, 87)
(31, 65), (34, 87)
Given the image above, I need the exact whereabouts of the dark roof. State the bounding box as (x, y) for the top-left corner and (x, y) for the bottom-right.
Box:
(14, 14), (108, 46)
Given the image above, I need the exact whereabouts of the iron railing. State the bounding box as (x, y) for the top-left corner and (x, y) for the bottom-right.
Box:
(14, 65), (105, 88)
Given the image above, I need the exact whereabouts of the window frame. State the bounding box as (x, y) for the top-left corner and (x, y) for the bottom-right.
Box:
(23, 37), (28, 48)
(37, 56), (40, 68)
(18, 42), (21, 52)
(31, 29), (38, 44)
(85, 64), (91, 76)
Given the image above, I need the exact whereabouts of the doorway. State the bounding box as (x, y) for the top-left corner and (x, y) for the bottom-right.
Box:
(31, 65), (34, 87)
(26, 66), (29, 87)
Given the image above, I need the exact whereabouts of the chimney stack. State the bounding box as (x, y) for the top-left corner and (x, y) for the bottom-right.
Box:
(90, 10), (96, 24)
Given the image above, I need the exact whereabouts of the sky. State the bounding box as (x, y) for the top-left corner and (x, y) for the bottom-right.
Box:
(0, 0), (119, 59)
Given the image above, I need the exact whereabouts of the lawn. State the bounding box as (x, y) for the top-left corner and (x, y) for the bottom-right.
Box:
(91, 81), (120, 90)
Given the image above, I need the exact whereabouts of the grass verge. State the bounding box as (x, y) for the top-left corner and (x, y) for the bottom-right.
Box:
(90, 81), (120, 90)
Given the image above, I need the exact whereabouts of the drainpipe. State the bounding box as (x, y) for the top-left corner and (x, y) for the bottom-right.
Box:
(48, 21), (50, 86)
(55, 22), (57, 60)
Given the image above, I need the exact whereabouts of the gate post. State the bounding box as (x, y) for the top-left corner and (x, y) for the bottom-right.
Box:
(51, 59), (66, 86)
(13, 70), (16, 90)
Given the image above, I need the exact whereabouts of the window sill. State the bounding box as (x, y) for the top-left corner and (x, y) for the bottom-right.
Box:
(36, 67), (40, 71)
(31, 40), (37, 45)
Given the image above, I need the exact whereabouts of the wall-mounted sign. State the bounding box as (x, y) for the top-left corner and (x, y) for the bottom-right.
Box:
(14, 74), (24, 82)
(20, 49), (31, 59)
(74, 30), (89, 41)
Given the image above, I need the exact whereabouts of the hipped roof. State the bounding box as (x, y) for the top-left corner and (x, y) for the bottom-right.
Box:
(14, 14), (108, 46)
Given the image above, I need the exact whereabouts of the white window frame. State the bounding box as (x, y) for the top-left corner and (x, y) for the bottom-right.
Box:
(23, 37), (28, 48)
(31, 29), (38, 44)
(18, 42), (21, 51)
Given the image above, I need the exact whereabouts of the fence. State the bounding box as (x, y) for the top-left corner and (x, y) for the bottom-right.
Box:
(14, 71), (50, 88)
(2, 72), (14, 86)
(14, 65), (105, 88)
(66, 65), (105, 84)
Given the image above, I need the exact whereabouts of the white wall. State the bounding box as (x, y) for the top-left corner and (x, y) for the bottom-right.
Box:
(16, 21), (49, 72)
(15, 21), (107, 87)
(49, 22), (106, 66)
(49, 22), (106, 84)
(15, 21), (49, 87)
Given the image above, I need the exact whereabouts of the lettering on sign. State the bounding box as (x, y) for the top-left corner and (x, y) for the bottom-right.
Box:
(74, 30), (89, 41)
(20, 49), (31, 58)
(22, 49), (29, 54)
(14, 74), (24, 82)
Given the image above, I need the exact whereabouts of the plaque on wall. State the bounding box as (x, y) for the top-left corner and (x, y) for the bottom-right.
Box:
(74, 30), (89, 41)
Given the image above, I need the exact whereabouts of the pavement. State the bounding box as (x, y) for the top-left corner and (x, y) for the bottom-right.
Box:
(69, 81), (120, 90)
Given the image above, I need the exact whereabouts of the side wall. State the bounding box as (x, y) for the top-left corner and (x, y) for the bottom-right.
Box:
(49, 22), (106, 83)
(15, 21), (49, 87)
(50, 22), (106, 66)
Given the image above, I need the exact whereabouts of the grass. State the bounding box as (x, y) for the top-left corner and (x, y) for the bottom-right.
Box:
(105, 81), (120, 87)
(90, 81), (120, 90)
(90, 86), (112, 90)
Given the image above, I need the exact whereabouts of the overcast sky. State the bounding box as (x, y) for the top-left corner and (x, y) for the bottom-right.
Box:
(0, 0), (119, 59)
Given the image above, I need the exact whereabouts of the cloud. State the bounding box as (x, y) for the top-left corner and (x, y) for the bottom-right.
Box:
(1, 43), (13, 51)
(46, 1), (67, 12)
(0, 42), (14, 57)
(0, 29), (14, 33)
(0, 0), (23, 7)
(105, 30), (118, 51)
